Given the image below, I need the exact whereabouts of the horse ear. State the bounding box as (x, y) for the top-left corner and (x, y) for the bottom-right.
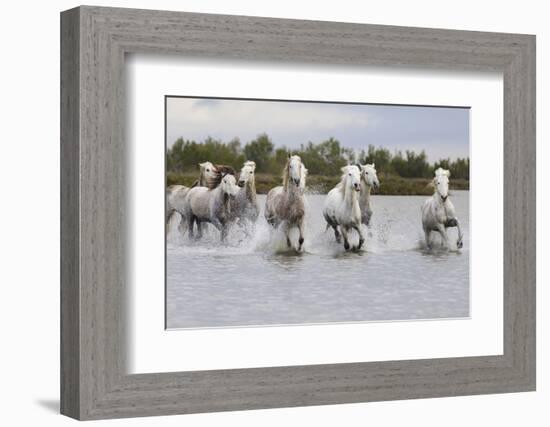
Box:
(445, 170), (451, 177)
(371, 163), (375, 168)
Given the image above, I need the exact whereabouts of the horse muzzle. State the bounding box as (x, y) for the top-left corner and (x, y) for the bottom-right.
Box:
(238, 180), (245, 187)
(293, 178), (300, 186)
(441, 195), (448, 202)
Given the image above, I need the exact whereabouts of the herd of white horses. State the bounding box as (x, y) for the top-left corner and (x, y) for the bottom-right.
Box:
(167, 155), (463, 252)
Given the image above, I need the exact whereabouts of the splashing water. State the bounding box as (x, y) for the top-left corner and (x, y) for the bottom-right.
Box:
(167, 192), (470, 329)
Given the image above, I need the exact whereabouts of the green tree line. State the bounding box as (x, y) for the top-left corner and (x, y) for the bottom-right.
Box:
(167, 133), (469, 180)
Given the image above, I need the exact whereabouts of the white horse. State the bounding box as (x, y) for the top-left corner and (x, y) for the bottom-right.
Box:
(356, 163), (380, 226)
(196, 161), (218, 186)
(231, 161), (260, 230)
(166, 185), (189, 226)
(264, 155), (307, 251)
(323, 165), (364, 251)
(421, 167), (464, 249)
(184, 171), (239, 241)
(166, 161), (218, 229)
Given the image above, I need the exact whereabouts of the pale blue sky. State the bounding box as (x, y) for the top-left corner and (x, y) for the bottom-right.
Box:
(166, 97), (470, 162)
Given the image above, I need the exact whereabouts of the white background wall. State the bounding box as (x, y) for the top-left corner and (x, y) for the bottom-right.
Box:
(0, 0), (546, 425)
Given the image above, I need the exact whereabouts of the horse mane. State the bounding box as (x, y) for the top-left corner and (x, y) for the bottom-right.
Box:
(215, 164), (235, 176)
(337, 165), (359, 199)
(335, 170), (347, 194)
(282, 158), (290, 189)
(204, 164), (236, 189)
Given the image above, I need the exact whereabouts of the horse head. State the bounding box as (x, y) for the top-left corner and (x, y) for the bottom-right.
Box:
(198, 161), (217, 185)
(342, 165), (361, 192)
(434, 167), (450, 202)
(287, 155), (303, 187)
(358, 163), (380, 190)
(220, 173), (239, 197)
(238, 161), (256, 187)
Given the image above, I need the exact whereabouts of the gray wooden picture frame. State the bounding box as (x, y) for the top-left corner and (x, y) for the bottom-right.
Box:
(60, 5), (536, 420)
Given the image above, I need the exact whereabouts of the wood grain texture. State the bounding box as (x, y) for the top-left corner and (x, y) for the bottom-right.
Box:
(60, 7), (80, 419)
(60, 6), (536, 420)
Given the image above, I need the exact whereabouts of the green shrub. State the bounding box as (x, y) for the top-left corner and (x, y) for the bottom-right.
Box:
(166, 135), (470, 195)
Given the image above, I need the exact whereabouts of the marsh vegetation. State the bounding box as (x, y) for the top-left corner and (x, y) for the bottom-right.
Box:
(166, 134), (469, 195)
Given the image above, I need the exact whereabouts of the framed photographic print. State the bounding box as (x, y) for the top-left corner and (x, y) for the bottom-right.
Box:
(61, 6), (536, 420)
(164, 96), (471, 330)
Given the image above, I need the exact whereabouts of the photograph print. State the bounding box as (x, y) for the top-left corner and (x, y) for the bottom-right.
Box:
(165, 96), (470, 329)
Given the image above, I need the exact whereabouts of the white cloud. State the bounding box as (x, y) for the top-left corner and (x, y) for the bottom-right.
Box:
(166, 98), (373, 147)
(166, 97), (469, 161)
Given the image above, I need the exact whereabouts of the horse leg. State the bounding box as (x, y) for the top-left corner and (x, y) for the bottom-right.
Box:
(177, 213), (187, 237)
(188, 215), (196, 239)
(285, 225), (292, 249)
(353, 224), (365, 250)
(436, 223), (449, 249)
(210, 219), (225, 242)
(365, 209), (372, 227)
(165, 211), (173, 235)
(196, 219), (204, 240)
(298, 219), (305, 252)
(166, 208), (174, 229)
(424, 229), (432, 250)
(341, 227), (351, 251)
(324, 214), (341, 243)
(332, 225), (341, 243)
(454, 219), (464, 249)
(280, 222), (292, 249)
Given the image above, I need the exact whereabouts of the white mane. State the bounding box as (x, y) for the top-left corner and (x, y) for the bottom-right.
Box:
(336, 165), (360, 198)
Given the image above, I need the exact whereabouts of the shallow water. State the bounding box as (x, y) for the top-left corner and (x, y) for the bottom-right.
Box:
(166, 191), (469, 329)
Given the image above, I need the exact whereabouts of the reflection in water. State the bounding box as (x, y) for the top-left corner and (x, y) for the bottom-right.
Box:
(167, 192), (470, 329)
